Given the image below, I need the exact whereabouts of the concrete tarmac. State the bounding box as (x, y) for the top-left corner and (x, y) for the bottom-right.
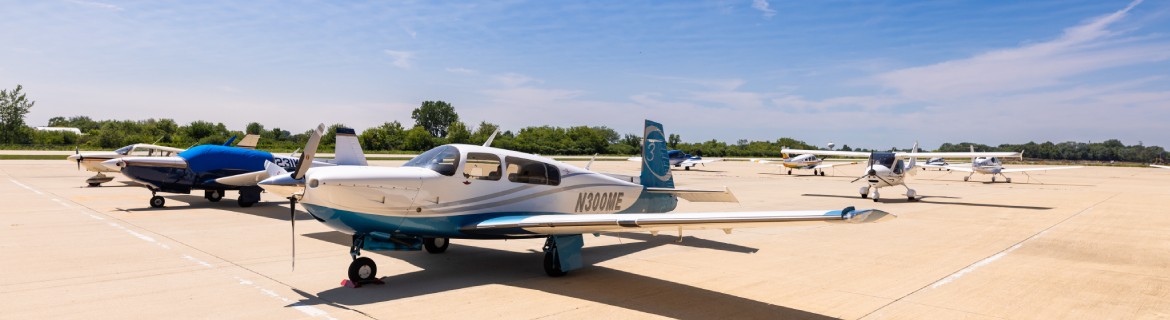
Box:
(2, 160), (1169, 319)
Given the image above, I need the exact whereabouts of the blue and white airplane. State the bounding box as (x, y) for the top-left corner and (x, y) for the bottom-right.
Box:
(627, 149), (720, 170)
(103, 126), (366, 208)
(259, 120), (893, 286)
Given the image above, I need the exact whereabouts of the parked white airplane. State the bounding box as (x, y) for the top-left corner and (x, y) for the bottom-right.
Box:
(66, 135), (259, 186)
(782, 143), (1020, 201)
(259, 120), (893, 285)
(751, 152), (859, 176)
(925, 147), (1083, 183)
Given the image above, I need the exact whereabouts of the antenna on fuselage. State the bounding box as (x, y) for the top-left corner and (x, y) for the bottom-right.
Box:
(483, 129), (500, 147)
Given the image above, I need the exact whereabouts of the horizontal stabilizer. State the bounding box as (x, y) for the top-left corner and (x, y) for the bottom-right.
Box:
(646, 186), (738, 203)
(236, 134), (260, 149)
(214, 170), (269, 186)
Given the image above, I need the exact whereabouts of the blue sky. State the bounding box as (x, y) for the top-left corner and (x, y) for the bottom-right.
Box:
(2, 0), (1168, 150)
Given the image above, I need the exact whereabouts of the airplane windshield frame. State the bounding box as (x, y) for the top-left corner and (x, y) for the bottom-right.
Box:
(114, 145), (133, 155)
(403, 145), (461, 176)
(870, 152), (896, 168)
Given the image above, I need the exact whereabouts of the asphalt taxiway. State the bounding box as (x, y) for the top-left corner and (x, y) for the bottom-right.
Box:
(2, 160), (1168, 319)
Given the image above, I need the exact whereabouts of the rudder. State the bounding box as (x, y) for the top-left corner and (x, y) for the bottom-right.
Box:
(333, 127), (368, 166)
(640, 120), (674, 188)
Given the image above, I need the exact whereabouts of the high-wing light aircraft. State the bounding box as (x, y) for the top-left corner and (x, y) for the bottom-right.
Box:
(926, 147), (1083, 182)
(258, 120), (892, 285)
(102, 128), (361, 208)
(751, 152), (859, 176)
(628, 150), (720, 170)
(782, 144), (1020, 201)
(66, 135), (259, 186)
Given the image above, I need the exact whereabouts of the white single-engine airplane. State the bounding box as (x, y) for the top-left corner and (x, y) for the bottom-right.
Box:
(751, 152), (859, 176)
(924, 147), (1083, 183)
(66, 135), (258, 186)
(259, 120), (893, 285)
(782, 144), (1020, 201)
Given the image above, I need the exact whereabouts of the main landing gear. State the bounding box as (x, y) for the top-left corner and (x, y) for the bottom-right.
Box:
(204, 189), (225, 202)
(543, 237), (567, 277)
(86, 173), (114, 187)
(860, 185), (917, 202)
(423, 237), (449, 253)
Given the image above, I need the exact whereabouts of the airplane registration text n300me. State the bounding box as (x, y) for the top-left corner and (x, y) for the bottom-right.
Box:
(575, 192), (624, 212)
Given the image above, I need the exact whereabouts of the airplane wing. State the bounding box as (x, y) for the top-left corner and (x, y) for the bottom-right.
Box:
(627, 156), (642, 162)
(780, 149), (869, 157)
(462, 207), (893, 236)
(812, 161), (858, 169)
(897, 151), (1020, 158)
(1000, 166), (1083, 173)
(214, 170), (270, 186)
(940, 165), (975, 172)
(680, 158), (721, 167)
(1151, 165), (1170, 170)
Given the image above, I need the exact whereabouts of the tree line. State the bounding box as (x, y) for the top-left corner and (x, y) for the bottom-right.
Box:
(1, 84), (1166, 163)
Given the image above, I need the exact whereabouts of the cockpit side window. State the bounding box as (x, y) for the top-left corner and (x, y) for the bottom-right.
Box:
(893, 160), (905, 174)
(463, 153), (502, 181)
(505, 156), (561, 186)
(403, 145), (461, 176)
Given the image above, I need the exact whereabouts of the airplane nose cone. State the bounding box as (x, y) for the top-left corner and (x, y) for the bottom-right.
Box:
(100, 158), (124, 171)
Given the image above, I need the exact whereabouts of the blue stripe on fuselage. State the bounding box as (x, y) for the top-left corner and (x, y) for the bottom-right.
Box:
(301, 203), (549, 239)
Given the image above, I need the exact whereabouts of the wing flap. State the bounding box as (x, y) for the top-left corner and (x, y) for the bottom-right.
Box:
(464, 207), (893, 235)
(646, 186), (738, 202)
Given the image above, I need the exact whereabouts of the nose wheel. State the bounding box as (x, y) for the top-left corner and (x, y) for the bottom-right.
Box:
(149, 195), (165, 208)
(345, 235), (384, 288)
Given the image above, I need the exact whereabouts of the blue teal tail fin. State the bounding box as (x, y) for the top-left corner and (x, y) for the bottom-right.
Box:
(640, 119), (674, 188)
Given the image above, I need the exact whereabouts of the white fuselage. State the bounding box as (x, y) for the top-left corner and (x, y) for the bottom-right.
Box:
(969, 157), (1004, 174)
(783, 154), (822, 169)
(295, 145), (646, 236)
(68, 144), (184, 173)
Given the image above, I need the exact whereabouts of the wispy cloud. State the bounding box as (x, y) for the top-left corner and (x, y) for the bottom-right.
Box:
(751, 0), (776, 19)
(383, 50), (414, 69)
(494, 73), (541, 87)
(445, 67), (477, 74)
(875, 0), (1166, 101)
(69, 0), (122, 11)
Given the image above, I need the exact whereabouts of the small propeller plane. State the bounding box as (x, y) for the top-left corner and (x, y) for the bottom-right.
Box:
(66, 135), (258, 186)
(258, 120), (893, 285)
(101, 128), (361, 208)
(782, 143), (1020, 201)
(924, 146), (1083, 183)
(751, 152), (859, 176)
(627, 150), (720, 170)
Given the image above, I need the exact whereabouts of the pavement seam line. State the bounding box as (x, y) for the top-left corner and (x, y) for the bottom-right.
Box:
(6, 177), (358, 320)
(856, 192), (1121, 320)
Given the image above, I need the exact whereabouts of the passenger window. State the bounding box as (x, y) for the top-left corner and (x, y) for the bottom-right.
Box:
(505, 156), (561, 186)
(463, 153), (501, 181)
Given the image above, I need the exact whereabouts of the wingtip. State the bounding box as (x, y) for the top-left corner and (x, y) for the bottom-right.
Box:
(844, 209), (896, 223)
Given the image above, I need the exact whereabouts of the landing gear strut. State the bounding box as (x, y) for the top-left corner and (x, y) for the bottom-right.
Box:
(542, 237), (567, 277)
(346, 235), (384, 287)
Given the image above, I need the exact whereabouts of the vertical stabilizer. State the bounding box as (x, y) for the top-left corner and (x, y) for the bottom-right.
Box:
(236, 134), (260, 149)
(332, 127), (368, 166)
(640, 120), (674, 188)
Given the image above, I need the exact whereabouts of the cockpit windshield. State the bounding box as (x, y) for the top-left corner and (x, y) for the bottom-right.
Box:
(870, 152), (896, 168)
(114, 145), (133, 155)
(403, 145), (461, 176)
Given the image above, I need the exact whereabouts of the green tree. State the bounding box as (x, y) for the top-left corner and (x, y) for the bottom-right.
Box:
(0, 85), (35, 144)
(668, 133), (681, 149)
(411, 101), (459, 138)
(447, 121), (471, 144)
(403, 126), (435, 150)
(245, 122), (264, 134)
(322, 123), (348, 146)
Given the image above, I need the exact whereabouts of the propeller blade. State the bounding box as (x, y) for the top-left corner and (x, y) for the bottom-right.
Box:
(292, 124), (325, 180)
(75, 146), (81, 171)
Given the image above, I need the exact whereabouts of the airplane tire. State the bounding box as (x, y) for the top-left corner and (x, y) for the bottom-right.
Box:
(819, 171), (825, 176)
(1006, 178), (1012, 183)
(348, 257), (378, 284)
(424, 237), (449, 254)
(206, 190), (224, 202)
(88, 182), (101, 187)
(684, 167), (690, 171)
(237, 198), (255, 207)
(543, 249), (567, 277)
(150, 196), (165, 208)
(963, 176), (969, 182)
(860, 194), (868, 199)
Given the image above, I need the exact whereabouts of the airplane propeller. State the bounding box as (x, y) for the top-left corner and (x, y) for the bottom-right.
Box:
(851, 167), (894, 186)
(74, 146), (82, 171)
(289, 195), (297, 271)
(286, 123), (323, 271)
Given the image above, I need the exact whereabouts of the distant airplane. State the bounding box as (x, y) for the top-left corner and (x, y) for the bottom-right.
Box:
(782, 143), (1020, 201)
(258, 120), (892, 285)
(1152, 165), (1170, 170)
(922, 158), (949, 170)
(627, 150), (720, 170)
(751, 151), (859, 176)
(67, 135), (258, 187)
(923, 147), (1083, 183)
(101, 128), (360, 208)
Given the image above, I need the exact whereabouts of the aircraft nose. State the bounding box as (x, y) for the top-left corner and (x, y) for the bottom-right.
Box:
(100, 158), (124, 171)
(67, 154), (80, 161)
